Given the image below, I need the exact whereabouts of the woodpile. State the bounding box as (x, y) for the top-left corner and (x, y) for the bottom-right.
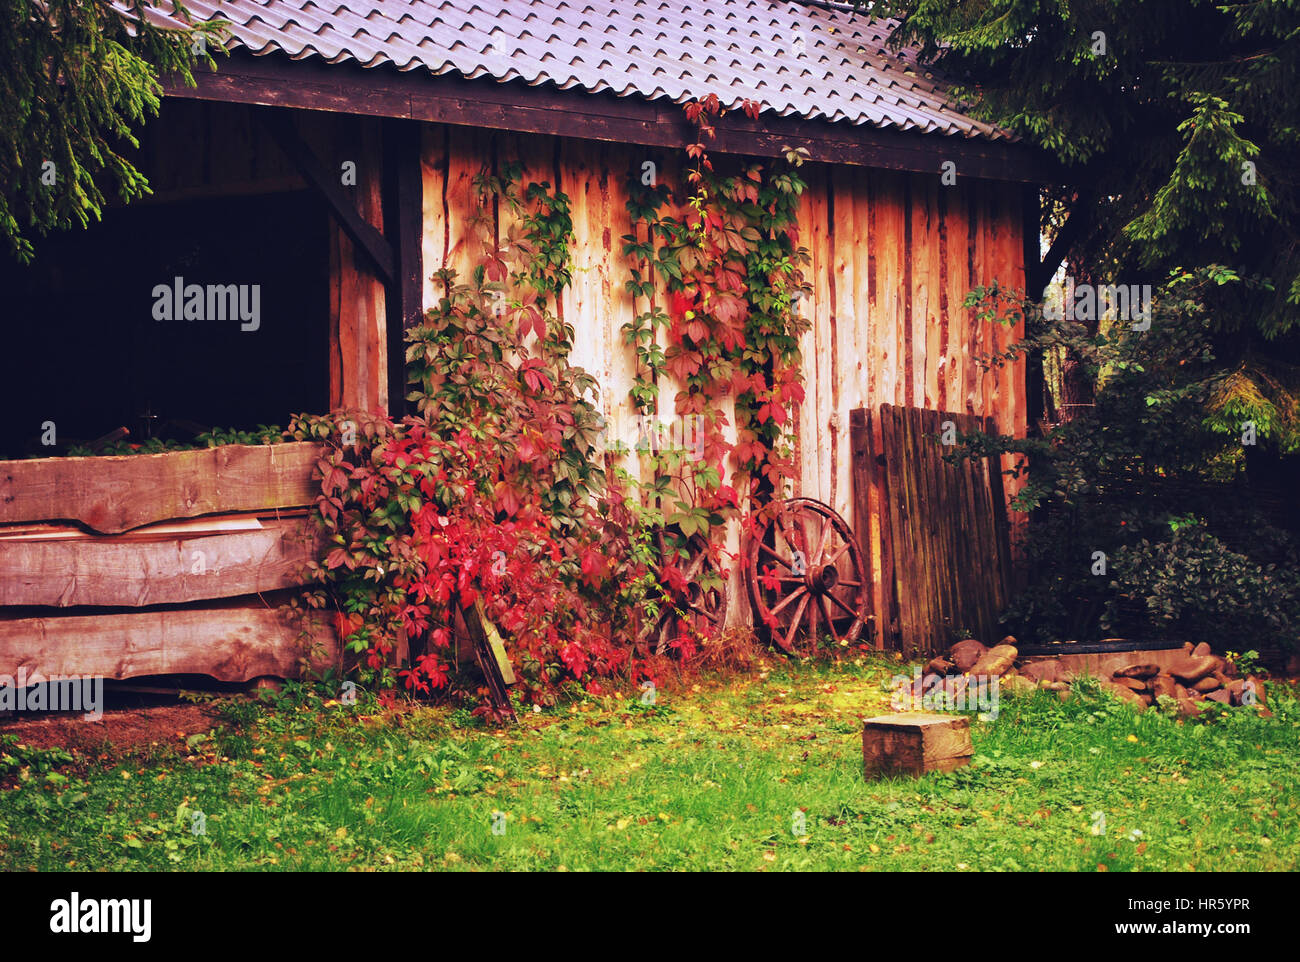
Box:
(0, 443), (338, 685)
(923, 638), (1273, 718)
(1081, 642), (1271, 717)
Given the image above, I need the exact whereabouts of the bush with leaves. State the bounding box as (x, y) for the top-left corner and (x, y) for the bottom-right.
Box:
(1107, 522), (1300, 648)
(956, 267), (1300, 649)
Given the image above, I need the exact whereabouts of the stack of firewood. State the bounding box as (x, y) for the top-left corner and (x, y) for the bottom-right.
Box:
(922, 639), (1271, 717)
(1083, 642), (1269, 716)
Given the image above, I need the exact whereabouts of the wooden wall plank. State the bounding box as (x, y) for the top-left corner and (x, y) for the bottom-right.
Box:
(324, 113), (387, 413)
(420, 123), (450, 311)
(914, 174), (942, 410)
(806, 165), (835, 512)
(562, 138), (605, 412)
(873, 171), (906, 407)
(0, 442), (321, 533)
(0, 517), (319, 608)
(942, 184), (971, 413)
(0, 602), (337, 683)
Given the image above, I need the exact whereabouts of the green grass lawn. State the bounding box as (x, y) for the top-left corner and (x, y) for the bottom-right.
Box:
(2, 655), (1297, 871)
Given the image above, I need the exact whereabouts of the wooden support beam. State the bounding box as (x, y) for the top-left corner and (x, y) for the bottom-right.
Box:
(383, 117), (425, 417)
(0, 601), (338, 683)
(0, 443), (321, 534)
(0, 517), (319, 608)
(1022, 184), (1045, 427)
(1028, 197), (1092, 297)
(464, 597), (516, 722)
(261, 108), (396, 284)
(168, 53), (1059, 185)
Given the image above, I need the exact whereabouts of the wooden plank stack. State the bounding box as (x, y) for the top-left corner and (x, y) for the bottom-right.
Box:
(850, 404), (1012, 656)
(0, 443), (337, 684)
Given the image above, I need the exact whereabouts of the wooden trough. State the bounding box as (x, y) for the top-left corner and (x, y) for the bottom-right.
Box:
(0, 443), (338, 685)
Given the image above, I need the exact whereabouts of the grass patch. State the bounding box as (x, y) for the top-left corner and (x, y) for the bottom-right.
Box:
(1, 656), (1296, 871)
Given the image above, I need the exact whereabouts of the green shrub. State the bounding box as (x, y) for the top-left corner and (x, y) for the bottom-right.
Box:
(1106, 523), (1300, 649)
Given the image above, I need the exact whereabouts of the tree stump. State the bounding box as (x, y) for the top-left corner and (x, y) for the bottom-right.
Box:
(862, 713), (973, 778)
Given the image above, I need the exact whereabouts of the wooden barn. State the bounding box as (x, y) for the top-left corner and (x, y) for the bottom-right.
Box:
(0, 0), (1046, 687)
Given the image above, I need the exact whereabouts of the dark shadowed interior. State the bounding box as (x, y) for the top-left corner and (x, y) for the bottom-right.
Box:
(0, 189), (328, 459)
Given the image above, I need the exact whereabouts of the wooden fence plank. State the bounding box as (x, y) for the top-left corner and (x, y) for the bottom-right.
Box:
(0, 517), (320, 608)
(848, 409), (879, 646)
(855, 404), (1012, 655)
(0, 442), (321, 533)
(0, 601), (337, 683)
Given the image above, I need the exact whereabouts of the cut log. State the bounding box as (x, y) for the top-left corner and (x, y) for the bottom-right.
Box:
(1002, 673), (1036, 696)
(1114, 663), (1159, 679)
(862, 712), (973, 778)
(0, 517), (320, 607)
(0, 442), (321, 533)
(925, 656), (954, 676)
(1168, 655), (1218, 683)
(0, 600), (337, 683)
(970, 642), (1018, 677)
(1100, 678), (1147, 709)
(1019, 658), (1061, 684)
(949, 639), (988, 672)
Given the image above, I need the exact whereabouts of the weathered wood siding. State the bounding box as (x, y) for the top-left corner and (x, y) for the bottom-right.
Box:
(794, 166), (1025, 520)
(0, 444), (337, 683)
(418, 126), (1026, 638)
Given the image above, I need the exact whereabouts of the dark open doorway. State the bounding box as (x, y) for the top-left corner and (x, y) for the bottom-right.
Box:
(0, 188), (329, 459)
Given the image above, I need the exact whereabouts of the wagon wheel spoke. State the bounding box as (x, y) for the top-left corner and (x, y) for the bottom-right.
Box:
(637, 599), (671, 645)
(686, 588), (723, 624)
(781, 593), (811, 653)
(824, 541), (851, 568)
(813, 518), (833, 565)
(770, 585), (807, 616)
(758, 541), (793, 568)
(819, 595), (842, 644)
(779, 516), (805, 561)
(837, 579), (862, 588)
(827, 590), (858, 619)
(682, 546), (708, 580)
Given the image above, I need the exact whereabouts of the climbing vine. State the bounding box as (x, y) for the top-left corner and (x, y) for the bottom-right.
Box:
(621, 95), (811, 544)
(293, 100), (812, 712)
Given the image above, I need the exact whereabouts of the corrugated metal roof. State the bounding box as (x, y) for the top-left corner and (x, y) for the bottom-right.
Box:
(135, 0), (1009, 141)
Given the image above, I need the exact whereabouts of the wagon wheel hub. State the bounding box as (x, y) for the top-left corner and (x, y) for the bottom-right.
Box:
(805, 563), (838, 595)
(745, 497), (869, 655)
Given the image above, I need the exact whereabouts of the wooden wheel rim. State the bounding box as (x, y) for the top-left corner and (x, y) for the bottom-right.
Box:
(636, 531), (729, 656)
(745, 498), (868, 655)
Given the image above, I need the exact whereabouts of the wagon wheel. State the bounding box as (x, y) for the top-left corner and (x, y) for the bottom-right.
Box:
(746, 498), (868, 655)
(636, 528), (729, 656)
